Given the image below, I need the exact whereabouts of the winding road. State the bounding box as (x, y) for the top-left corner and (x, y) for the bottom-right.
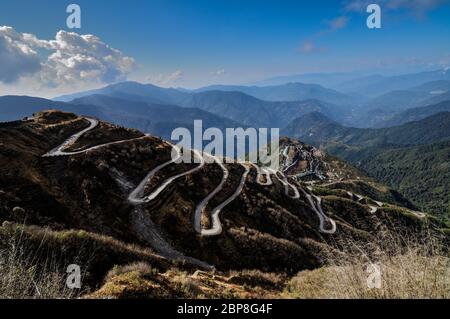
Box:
(129, 147), (205, 205)
(43, 116), (339, 243)
(200, 164), (251, 237)
(273, 170), (300, 199)
(251, 164), (273, 186)
(42, 117), (214, 269)
(43, 118), (149, 157)
(297, 187), (337, 234)
(253, 165), (336, 234)
(194, 154), (229, 234)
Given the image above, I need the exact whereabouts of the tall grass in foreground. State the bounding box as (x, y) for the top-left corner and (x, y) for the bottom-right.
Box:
(0, 226), (80, 299)
(284, 229), (450, 299)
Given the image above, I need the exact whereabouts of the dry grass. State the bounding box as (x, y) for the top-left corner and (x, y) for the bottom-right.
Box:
(173, 272), (204, 298)
(105, 262), (158, 281)
(0, 226), (81, 299)
(284, 230), (450, 299)
(0, 222), (174, 298)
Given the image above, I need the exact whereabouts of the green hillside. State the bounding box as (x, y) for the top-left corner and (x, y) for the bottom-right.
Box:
(361, 141), (450, 221)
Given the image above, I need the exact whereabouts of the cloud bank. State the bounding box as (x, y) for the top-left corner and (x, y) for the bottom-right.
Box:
(0, 26), (42, 83)
(0, 26), (135, 89)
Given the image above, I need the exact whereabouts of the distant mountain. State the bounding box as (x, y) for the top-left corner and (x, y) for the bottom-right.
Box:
(0, 95), (243, 140)
(54, 81), (190, 105)
(72, 94), (243, 139)
(250, 72), (360, 88)
(364, 90), (428, 112)
(181, 90), (350, 127)
(375, 101), (450, 128)
(281, 111), (340, 138)
(56, 80), (355, 107)
(195, 82), (357, 105)
(0, 96), (107, 122)
(364, 80), (450, 111)
(337, 69), (450, 97)
(54, 81), (354, 127)
(285, 111), (450, 151)
(354, 80), (450, 127)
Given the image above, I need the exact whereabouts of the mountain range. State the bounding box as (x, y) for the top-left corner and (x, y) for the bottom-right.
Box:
(194, 82), (358, 106)
(335, 69), (450, 97)
(2, 69), (450, 222)
(0, 95), (243, 140)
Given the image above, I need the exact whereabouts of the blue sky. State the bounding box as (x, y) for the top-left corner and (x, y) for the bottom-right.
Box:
(1, 0), (450, 96)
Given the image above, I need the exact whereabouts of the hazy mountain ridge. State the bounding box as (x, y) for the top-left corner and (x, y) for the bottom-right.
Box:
(50, 69), (450, 131)
(0, 95), (244, 140)
(286, 111), (450, 148)
(336, 69), (450, 97)
(374, 101), (450, 128)
(195, 82), (357, 106)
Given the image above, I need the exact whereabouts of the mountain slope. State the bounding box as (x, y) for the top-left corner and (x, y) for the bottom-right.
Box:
(361, 141), (450, 220)
(283, 112), (450, 218)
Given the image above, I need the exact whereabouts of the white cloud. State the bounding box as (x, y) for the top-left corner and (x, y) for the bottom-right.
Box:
(0, 26), (135, 89)
(0, 26), (41, 83)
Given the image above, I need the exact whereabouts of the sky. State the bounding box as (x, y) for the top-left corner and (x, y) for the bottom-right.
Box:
(1, 0), (450, 97)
